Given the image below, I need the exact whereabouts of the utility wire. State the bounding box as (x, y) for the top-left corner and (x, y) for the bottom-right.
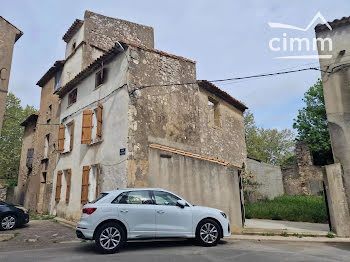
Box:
(2, 66), (336, 126)
(130, 67), (331, 94)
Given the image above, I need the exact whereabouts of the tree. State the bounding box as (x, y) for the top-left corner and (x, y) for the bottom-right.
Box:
(0, 93), (36, 181)
(293, 79), (333, 166)
(245, 110), (295, 165)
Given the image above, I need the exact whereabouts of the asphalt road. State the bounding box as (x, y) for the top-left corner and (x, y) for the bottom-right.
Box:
(1, 238), (350, 262)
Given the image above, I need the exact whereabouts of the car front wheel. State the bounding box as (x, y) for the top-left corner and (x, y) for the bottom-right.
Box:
(196, 219), (220, 247)
(94, 222), (126, 254)
(0, 214), (17, 231)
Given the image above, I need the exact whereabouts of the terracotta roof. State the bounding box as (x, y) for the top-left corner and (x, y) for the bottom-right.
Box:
(62, 19), (84, 43)
(197, 80), (248, 112)
(150, 144), (242, 169)
(20, 113), (39, 127)
(315, 16), (350, 33)
(37, 60), (65, 87)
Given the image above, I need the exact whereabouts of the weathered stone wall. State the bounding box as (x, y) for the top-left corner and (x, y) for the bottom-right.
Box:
(316, 25), (350, 207)
(126, 46), (199, 188)
(149, 147), (243, 233)
(281, 142), (323, 195)
(126, 46), (246, 188)
(0, 17), (21, 134)
(83, 10), (154, 67)
(19, 78), (60, 213)
(16, 118), (37, 206)
(246, 158), (284, 201)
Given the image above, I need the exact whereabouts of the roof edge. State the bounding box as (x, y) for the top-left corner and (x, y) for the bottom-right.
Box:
(197, 80), (248, 112)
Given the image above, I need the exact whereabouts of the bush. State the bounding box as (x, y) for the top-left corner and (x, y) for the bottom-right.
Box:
(245, 195), (328, 223)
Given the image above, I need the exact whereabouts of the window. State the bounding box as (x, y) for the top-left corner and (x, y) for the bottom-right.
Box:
(64, 169), (72, 203)
(58, 121), (74, 153)
(81, 164), (101, 204)
(153, 191), (180, 206)
(26, 148), (34, 168)
(81, 103), (103, 144)
(68, 89), (77, 106)
(91, 193), (108, 204)
(208, 97), (220, 127)
(54, 70), (62, 93)
(41, 172), (47, 184)
(44, 134), (50, 158)
(72, 41), (76, 52)
(113, 191), (153, 205)
(55, 171), (63, 202)
(95, 68), (107, 88)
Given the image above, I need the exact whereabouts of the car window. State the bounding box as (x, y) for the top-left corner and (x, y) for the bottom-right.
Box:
(113, 191), (153, 205)
(90, 193), (108, 203)
(153, 191), (180, 206)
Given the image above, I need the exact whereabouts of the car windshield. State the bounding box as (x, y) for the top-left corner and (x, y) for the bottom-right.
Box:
(90, 193), (108, 203)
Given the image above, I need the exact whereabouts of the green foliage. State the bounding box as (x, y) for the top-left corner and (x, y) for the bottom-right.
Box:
(0, 93), (36, 180)
(244, 110), (295, 165)
(245, 195), (328, 223)
(293, 79), (333, 165)
(6, 179), (18, 187)
(326, 232), (335, 238)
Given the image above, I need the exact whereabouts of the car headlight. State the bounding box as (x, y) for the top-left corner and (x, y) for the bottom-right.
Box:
(220, 212), (227, 219)
(16, 206), (28, 213)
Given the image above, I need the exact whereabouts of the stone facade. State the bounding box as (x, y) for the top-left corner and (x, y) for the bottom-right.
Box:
(15, 114), (38, 208)
(0, 16), (22, 134)
(281, 142), (323, 195)
(18, 11), (247, 232)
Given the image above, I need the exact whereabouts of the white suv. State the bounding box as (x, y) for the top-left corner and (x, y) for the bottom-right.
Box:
(76, 188), (231, 253)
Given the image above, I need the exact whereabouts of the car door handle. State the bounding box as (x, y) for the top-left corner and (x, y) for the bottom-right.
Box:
(157, 210), (165, 214)
(120, 209), (128, 213)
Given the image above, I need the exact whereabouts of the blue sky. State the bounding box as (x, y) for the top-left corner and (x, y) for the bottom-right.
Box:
(2, 0), (350, 130)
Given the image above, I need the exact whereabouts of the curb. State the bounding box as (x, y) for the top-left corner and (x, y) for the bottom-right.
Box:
(54, 217), (77, 229)
(226, 234), (350, 243)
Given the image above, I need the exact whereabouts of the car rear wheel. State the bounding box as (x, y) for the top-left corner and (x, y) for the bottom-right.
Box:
(195, 219), (220, 247)
(94, 222), (126, 254)
(0, 214), (16, 231)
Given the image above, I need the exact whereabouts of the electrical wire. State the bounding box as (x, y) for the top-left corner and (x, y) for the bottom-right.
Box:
(2, 64), (341, 126)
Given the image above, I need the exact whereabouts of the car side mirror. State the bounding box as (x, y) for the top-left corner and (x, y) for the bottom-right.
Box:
(176, 200), (186, 208)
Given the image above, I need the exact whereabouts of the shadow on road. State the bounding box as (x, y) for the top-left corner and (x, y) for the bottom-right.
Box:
(73, 239), (229, 254)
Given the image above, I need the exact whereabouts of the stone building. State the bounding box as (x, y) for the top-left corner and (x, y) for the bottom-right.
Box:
(15, 113), (38, 207)
(315, 16), (350, 236)
(16, 11), (247, 232)
(281, 142), (323, 195)
(0, 16), (22, 134)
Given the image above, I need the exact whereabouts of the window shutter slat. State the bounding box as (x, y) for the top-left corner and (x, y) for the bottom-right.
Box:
(96, 164), (100, 198)
(58, 125), (65, 153)
(66, 169), (72, 203)
(55, 171), (63, 202)
(81, 110), (93, 144)
(70, 120), (74, 151)
(81, 166), (90, 204)
(97, 102), (103, 140)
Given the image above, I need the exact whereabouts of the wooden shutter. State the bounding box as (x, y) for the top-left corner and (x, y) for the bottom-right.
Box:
(81, 110), (93, 144)
(96, 164), (100, 198)
(97, 102), (103, 140)
(55, 171), (63, 202)
(66, 169), (72, 203)
(81, 166), (90, 204)
(58, 125), (65, 152)
(70, 120), (74, 151)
